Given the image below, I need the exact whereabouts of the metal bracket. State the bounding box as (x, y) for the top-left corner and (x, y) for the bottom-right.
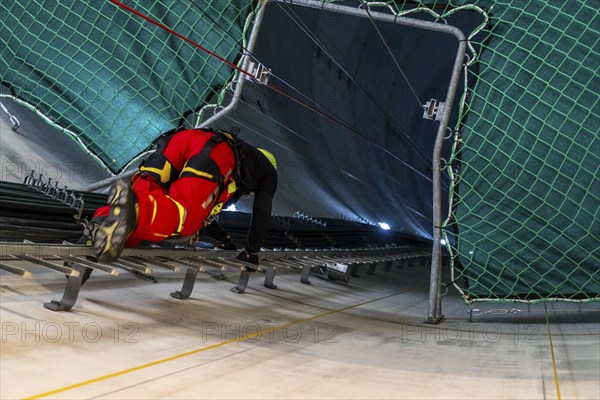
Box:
(300, 264), (312, 284)
(367, 262), (377, 275)
(247, 60), (270, 85)
(231, 270), (252, 293)
(384, 260), (393, 272)
(170, 268), (199, 299)
(423, 99), (447, 121)
(44, 263), (91, 311)
(263, 267), (277, 289)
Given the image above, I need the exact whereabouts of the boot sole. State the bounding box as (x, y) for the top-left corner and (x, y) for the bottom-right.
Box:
(94, 181), (135, 263)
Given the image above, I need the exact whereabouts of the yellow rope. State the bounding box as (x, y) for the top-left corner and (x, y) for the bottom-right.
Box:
(544, 304), (562, 400)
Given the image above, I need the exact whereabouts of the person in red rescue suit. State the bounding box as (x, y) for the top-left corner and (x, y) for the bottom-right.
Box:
(92, 128), (278, 267)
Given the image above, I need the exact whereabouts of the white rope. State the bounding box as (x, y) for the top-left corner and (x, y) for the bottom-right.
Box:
(0, 99), (21, 131)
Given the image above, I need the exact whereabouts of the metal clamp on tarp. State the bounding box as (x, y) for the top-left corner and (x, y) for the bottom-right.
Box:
(247, 61), (270, 85)
(423, 98), (446, 121)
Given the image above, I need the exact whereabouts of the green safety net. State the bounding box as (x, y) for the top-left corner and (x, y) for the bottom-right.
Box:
(450, 0), (599, 302)
(373, 0), (598, 302)
(0, 0), (255, 172)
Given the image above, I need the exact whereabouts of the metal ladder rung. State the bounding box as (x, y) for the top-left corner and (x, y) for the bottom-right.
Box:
(111, 259), (152, 275)
(58, 255), (119, 276)
(184, 256), (228, 271)
(16, 254), (79, 277)
(0, 261), (33, 278)
(130, 256), (181, 272)
(271, 258), (306, 269)
(317, 255), (357, 265)
(160, 257), (207, 272)
(260, 259), (291, 270)
(217, 257), (263, 272)
(298, 257), (329, 266)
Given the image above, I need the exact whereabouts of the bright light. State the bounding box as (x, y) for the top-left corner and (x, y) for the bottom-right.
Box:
(441, 239), (447, 245)
(225, 204), (237, 212)
(378, 222), (391, 230)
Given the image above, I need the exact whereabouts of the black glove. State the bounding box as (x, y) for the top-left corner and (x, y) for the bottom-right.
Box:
(236, 248), (259, 266)
(218, 235), (237, 251)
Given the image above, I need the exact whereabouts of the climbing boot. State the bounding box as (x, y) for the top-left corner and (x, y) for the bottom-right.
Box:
(93, 180), (137, 263)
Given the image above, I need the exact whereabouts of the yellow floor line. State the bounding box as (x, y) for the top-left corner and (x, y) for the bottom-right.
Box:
(24, 291), (401, 399)
(544, 304), (562, 400)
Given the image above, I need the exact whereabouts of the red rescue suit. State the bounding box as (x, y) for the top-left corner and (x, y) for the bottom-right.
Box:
(95, 129), (238, 247)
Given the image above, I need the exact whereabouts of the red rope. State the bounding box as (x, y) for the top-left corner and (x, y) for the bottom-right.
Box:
(107, 0), (256, 79)
(266, 83), (374, 143)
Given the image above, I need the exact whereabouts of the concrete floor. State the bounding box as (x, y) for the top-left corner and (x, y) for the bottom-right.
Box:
(1, 260), (598, 400)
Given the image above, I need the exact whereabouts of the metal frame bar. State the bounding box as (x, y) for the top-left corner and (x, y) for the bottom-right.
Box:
(0, 261), (32, 278)
(44, 263), (89, 311)
(196, 1), (267, 129)
(272, 0), (467, 323)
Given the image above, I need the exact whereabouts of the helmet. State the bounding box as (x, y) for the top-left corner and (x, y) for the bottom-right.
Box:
(258, 148), (277, 171)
